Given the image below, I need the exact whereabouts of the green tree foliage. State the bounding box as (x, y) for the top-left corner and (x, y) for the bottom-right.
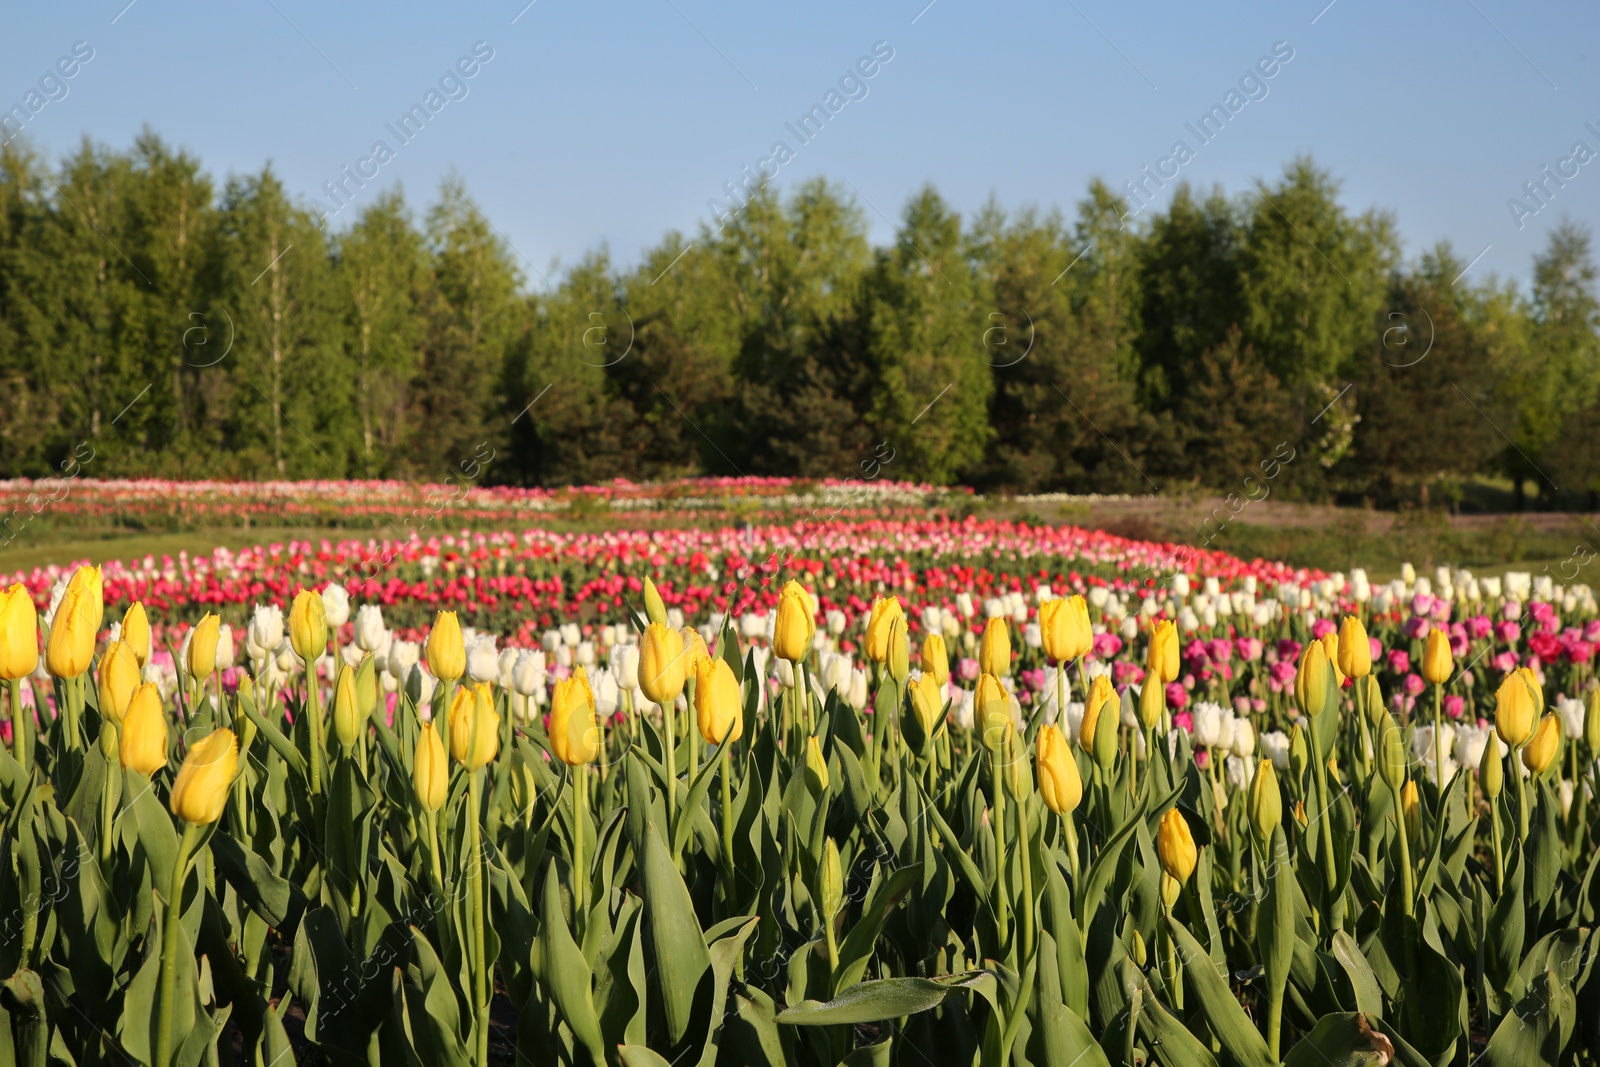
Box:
(0, 135), (1595, 507)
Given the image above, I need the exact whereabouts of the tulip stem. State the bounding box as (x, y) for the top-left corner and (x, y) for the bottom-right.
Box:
(304, 663), (323, 796)
(8, 679), (25, 778)
(426, 810), (446, 899)
(1511, 747), (1530, 845)
(1431, 684), (1446, 821)
(1017, 784), (1035, 965)
(663, 697), (678, 828)
(990, 740), (1009, 939)
(719, 744), (735, 899)
(572, 762), (588, 918)
(155, 823), (203, 1067)
(467, 769), (490, 1067)
(1488, 795), (1504, 896)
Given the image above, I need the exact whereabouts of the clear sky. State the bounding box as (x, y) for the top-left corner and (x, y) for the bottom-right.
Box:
(4, 0), (1598, 290)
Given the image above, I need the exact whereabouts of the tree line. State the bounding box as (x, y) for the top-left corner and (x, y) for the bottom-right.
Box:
(1, 131), (1596, 507)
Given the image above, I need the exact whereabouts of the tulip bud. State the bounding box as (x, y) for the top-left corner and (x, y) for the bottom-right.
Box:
(1495, 671), (1537, 747)
(64, 565), (104, 636)
(975, 672), (1009, 748)
(1036, 724), (1082, 814)
(906, 673), (944, 752)
(1131, 928), (1148, 968)
(289, 589), (328, 664)
(1521, 714), (1560, 776)
(550, 668), (600, 766)
(642, 576), (669, 628)
(1400, 780), (1421, 843)
(121, 601), (151, 668)
(448, 682), (501, 771)
(332, 663), (363, 749)
(1159, 871), (1182, 908)
(187, 613), (221, 683)
(1079, 674), (1114, 749)
(819, 839), (844, 920)
(1376, 710), (1406, 791)
(920, 633), (949, 687)
(1156, 808), (1198, 884)
(354, 653), (378, 718)
(1421, 628), (1453, 686)
(1337, 615), (1371, 679)
(1147, 620), (1178, 684)
(96, 639), (140, 725)
(0, 584), (39, 682)
(1587, 687), (1600, 753)
(638, 623), (686, 706)
(695, 656), (742, 745)
(1138, 678), (1164, 730)
(886, 617), (910, 685)
(1041, 595), (1093, 663)
(169, 728), (238, 825)
(1295, 641), (1330, 719)
(1092, 686), (1119, 773)
(120, 683), (168, 774)
(425, 610), (464, 682)
(1248, 759), (1281, 845)
(773, 580), (816, 663)
(1479, 731), (1502, 799)
(1361, 675), (1385, 730)
(979, 617), (1011, 678)
(414, 722), (449, 812)
(803, 735), (829, 797)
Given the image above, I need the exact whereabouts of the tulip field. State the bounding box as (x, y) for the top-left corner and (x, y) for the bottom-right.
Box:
(0, 496), (1598, 1066)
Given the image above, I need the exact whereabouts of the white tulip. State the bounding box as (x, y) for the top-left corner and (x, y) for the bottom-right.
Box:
(498, 648), (519, 689)
(354, 605), (387, 652)
(387, 639), (420, 681)
(575, 640), (597, 668)
(466, 635), (500, 683)
(1259, 730), (1291, 771)
(250, 604), (285, 654)
(611, 644), (640, 690)
(560, 623), (581, 647)
(321, 584), (351, 628)
(215, 624), (235, 670)
(512, 649), (545, 697)
(1231, 718), (1255, 759)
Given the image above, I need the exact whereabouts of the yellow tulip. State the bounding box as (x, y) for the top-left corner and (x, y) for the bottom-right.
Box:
(1295, 640), (1331, 718)
(773, 580), (816, 662)
(169, 728), (238, 825)
(1147, 620), (1179, 685)
(46, 584), (96, 678)
(550, 668), (600, 766)
(0, 583), (39, 681)
(96, 639), (140, 725)
(695, 656), (743, 744)
(1337, 616), (1371, 679)
(1319, 631), (1345, 686)
(920, 633), (949, 688)
(1138, 676), (1165, 730)
(119, 683), (168, 774)
(1515, 666), (1545, 715)
(332, 662), (363, 748)
(1495, 671), (1537, 747)
(187, 613), (221, 682)
(886, 616), (909, 684)
(1041, 595), (1093, 663)
(64, 565), (104, 637)
(979, 617), (1011, 677)
(975, 672), (1010, 743)
(1421, 628), (1452, 686)
(1400, 780), (1421, 843)
(865, 597), (904, 664)
(413, 722), (449, 813)
(1248, 759), (1281, 843)
(682, 627), (710, 675)
(1036, 724), (1082, 814)
(122, 601), (151, 668)
(448, 682), (501, 770)
(288, 589), (328, 664)
(638, 623), (686, 706)
(907, 673), (944, 741)
(425, 609), (464, 682)
(1156, 807), (1198, 884)
(1521, 714), (1561, 775)
(1079, 673), (1115, 749)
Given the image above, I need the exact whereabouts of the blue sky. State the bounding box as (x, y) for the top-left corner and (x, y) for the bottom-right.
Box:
(4, 0), (1598, 290)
